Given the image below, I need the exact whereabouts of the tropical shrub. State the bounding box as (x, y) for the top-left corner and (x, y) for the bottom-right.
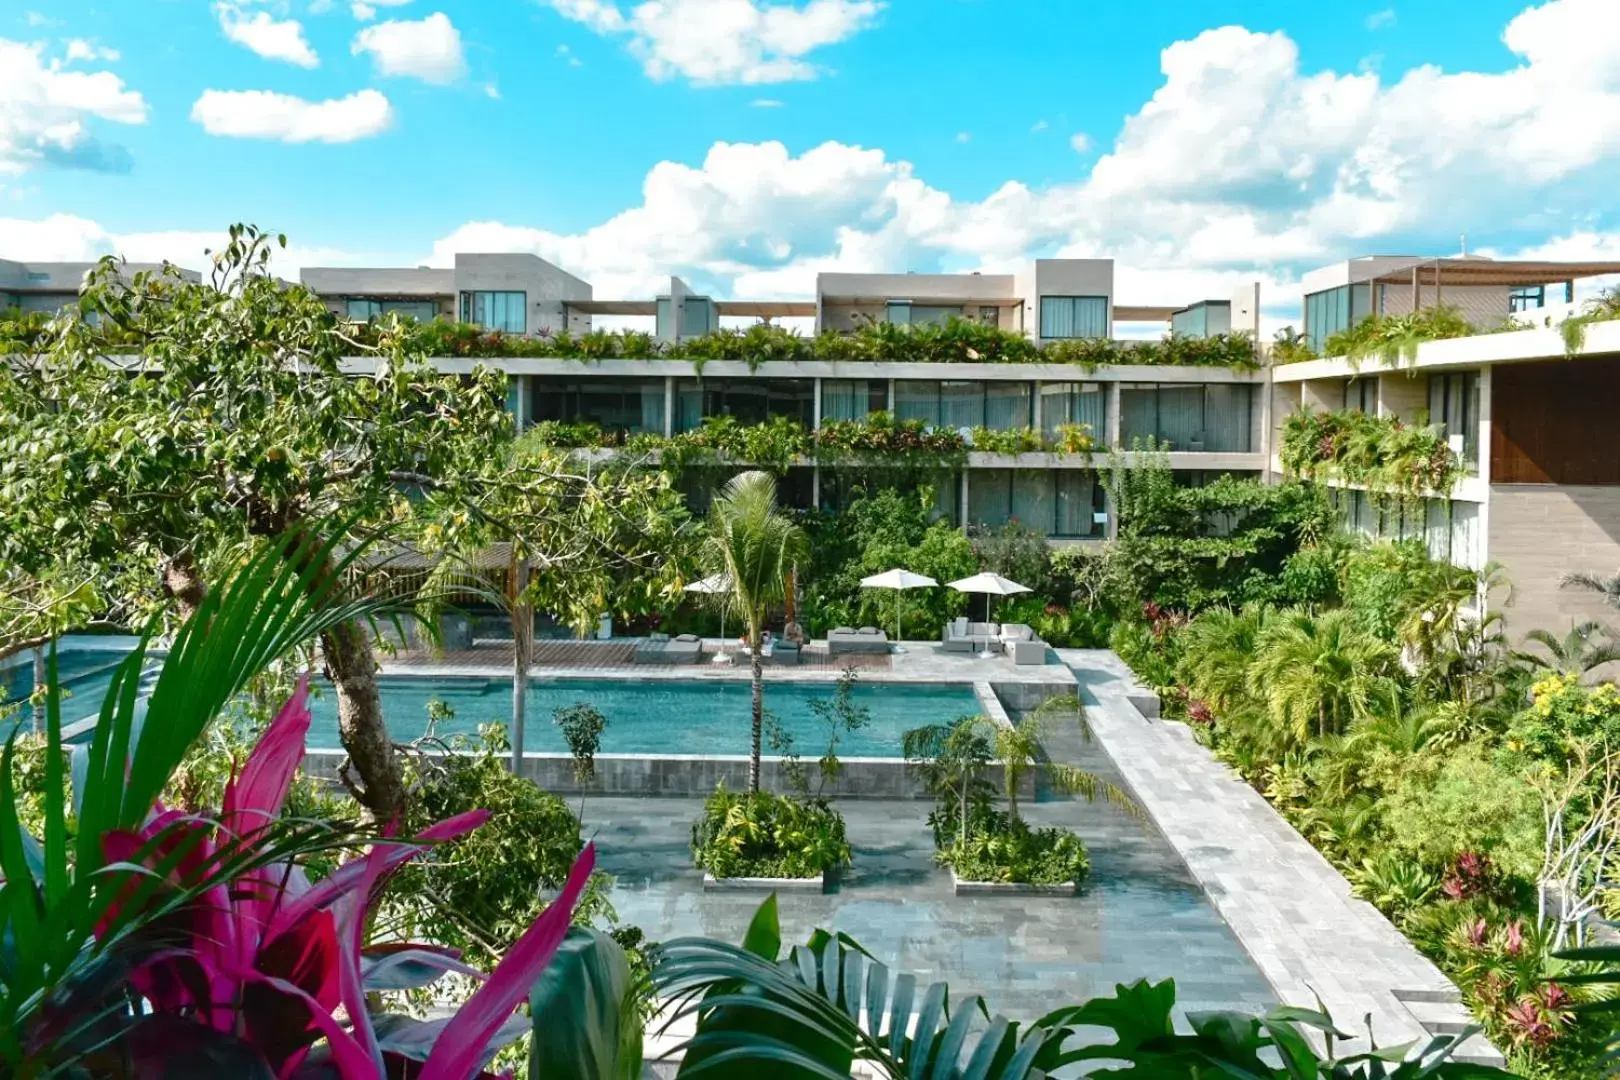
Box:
(937, 810), (1090, 886)
(653, 896), (1505, 1079)
(1505, 673), (1620, 762)
(1322, 305), (1475, 367)
(690, 784), (852, 879)
(384, 723), (615, 968)
(1281, 408), (1462, 495)
(299, 314), (1264, 370)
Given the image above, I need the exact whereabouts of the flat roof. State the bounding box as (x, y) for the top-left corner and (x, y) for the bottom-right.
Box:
(1114, 304), (1181, 321)
(820, 295), (1023, 307)
(1363, 258), (1620, 287)
(563, 299), (816, 317)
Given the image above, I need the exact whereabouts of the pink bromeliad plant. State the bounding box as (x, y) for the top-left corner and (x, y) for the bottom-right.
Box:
(101, 677), (596, 1079)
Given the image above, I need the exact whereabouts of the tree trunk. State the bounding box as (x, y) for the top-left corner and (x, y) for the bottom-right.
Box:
(322, 618), (407, 821)
(162, 551), (208, 624)
(749, 638), (764, 794)
(510, 558), (532, 774)
(31, 647), (46, 735)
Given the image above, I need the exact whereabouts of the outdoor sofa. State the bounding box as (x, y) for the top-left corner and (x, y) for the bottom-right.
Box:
(942, 618), (1000, 653)
(826, 626), (890, 655)
(998, 623), (1048, 666)
(633, 633), (703, 664)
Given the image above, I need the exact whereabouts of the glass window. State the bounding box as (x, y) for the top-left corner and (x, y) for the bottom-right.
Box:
(1427, 372), (1480, 468)
(1344, 378), (1377, 413)
(1509, 285), (1545, 313)
(1118, 384), (1256, 452)
(1039, 296), (1108, 339)
(347, 298), (382, 321)
(983, 382), (1032, 431)
(967, 470), (1105, 537)
(1304, 285), (1372, 352)
(461, 290), (526, 334)
(384, 300), (436, 322)
(683, 297), (716, 336)
(1451, 501), (1481, 570)
(885, 301), (912, 326)
(656, 297), (674, 338)
(530, 377), (665, 435)
(978, 306), (999, 326)
(894, 380), (940, 426)
(1040, 382), (1107, 441)
(821, 379), (886, 422)
(940, 381), (985, 429)
(909, 305), (963, 327)
(671, 378), (814, 433)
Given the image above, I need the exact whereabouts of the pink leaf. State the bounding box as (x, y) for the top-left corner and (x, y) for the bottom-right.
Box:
(268, 810), (490, 939)
(236, 969), (377, 1080)
(418, 844), (596, 1080)
(225, 677), (312, 834)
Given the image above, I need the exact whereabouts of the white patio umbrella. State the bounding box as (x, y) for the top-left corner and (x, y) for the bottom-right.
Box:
(684, 572), (733, 663)
(947, 572), (1032, 658)
(859, 568), (938, 652)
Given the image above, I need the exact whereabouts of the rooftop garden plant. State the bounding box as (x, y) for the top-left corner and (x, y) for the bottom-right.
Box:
(1281, 408), (1463, 496)
(1322, 305), (1475, 368)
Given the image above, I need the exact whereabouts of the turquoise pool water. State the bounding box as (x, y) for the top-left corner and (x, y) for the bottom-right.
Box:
(305, 677), (982, 758)
(1, 650), (134, 727)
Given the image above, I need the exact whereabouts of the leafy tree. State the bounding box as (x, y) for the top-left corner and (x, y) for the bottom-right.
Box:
(1248, 608), (1397, 743)
(703, 470), (807, 792)
(1177, 606), (1269, 717)
(0, 228), (515, 816)
(903, 715), (994, 847)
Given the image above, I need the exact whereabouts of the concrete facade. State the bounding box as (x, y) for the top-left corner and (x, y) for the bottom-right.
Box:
(1, 258), (201, 313)
(1489, 484), (1620, 645)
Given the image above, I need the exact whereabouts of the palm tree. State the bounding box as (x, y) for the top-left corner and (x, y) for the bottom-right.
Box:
(705, 470), (808, 793)
(1516, 621), (1620, 676)
(1177, 606), (1267, 716)
(1563, 569), (1620, 612)
(1248, 608), (1397, 745)
(995, 696), (1138, 824)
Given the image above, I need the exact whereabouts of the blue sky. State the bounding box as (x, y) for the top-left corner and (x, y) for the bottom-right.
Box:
(4, 0), (1618, 327)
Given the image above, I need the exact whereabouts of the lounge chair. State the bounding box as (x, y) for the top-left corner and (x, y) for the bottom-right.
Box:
(827, 626), (890, 655)
(665, 633), (703, 664)
(998, 624), (1048, 665)
(766, 639), (801, 666)
(633, 633), (671, 664)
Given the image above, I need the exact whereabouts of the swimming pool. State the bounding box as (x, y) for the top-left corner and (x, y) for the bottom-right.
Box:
(305, 676), (983, 758)
(1, 648), (135, 727)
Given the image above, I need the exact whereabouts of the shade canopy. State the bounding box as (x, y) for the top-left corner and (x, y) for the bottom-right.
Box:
(859, 568), (938, 591)
(683, 573), (733, 595)
(947, 572), (1032, 597)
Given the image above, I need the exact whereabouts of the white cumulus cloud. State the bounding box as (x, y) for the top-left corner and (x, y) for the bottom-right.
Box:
(215, 3), (320, 67)
(64, 39), (120, 63)
(0, 37), (147, 177)
(190, 88), (394, 143)
(539, 0), (881, 85)
(351, 12), (466, 83)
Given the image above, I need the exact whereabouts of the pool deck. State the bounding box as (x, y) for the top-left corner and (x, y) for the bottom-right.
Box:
(377, 636), (1496, 1064)
(381, 638), (1080, 690)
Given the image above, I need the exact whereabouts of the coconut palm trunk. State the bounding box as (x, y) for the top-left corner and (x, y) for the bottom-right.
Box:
(704, 471), (807, 796)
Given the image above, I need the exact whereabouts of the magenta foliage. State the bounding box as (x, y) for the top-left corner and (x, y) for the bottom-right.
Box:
(97, 678), (598, 1079)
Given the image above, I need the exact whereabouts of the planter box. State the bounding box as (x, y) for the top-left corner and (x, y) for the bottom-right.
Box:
(703, 871), (826, 893)
(950, 871), (1080, 897)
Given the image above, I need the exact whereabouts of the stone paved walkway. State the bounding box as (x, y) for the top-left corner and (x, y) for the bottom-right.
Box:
(1054, 649), (1500, 1064)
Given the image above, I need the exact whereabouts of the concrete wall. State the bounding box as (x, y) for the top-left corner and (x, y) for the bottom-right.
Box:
(1230, 282), (1262, 339)
(817, 271), (1018, 304)
(301, 748), (1033, 800)
(1488, 485), (1620, 649)
(455, 254), (592, 336)
(819, 300), (889, 332)
(1376, 372), (1428, 422)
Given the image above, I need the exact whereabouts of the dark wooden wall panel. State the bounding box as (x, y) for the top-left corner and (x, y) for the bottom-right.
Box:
(1491, 356), (1620, 485)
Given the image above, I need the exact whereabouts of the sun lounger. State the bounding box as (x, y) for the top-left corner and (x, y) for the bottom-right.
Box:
(827, 626), (890, 655)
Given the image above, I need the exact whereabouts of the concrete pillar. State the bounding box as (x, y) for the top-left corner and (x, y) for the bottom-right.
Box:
(812, 377), (823, 430)
(960, 470), (970, 533)
(812, 465), (822, 510)
(887, 379), (896, 415)
(1105, 383), (1122, 449)
(1031, 380), (1043, 434)
(663, 376), (674, 437)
